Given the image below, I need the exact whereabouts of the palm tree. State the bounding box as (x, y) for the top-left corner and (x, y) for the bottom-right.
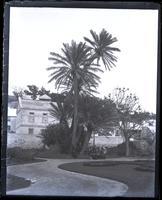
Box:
(84, 29), (120, 70)
(49, 101), (72, 128)
(47, 29), (120, 155)
(47, 40), (102, 152)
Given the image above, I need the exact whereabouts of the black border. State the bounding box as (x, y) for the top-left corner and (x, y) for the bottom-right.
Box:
(1, 1), (161, 200)
(1, 2), (10, 198)
(3, 1), (161, 9)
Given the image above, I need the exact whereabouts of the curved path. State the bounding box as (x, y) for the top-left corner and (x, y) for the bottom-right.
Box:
(7, 159), (128, 197)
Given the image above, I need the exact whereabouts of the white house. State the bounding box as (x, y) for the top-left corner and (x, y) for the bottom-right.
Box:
(7, 107), (17, 133)
(16, 94), (57, 135)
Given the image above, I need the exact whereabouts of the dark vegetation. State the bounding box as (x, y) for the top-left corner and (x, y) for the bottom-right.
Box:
(7, 174), (31, 191)
(7, 147), (46, 165)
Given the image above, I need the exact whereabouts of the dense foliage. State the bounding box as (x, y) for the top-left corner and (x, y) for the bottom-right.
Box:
(40, 124), (71, 154)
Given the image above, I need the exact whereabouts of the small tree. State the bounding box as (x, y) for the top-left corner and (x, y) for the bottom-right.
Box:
(77, 95), (117, 155)
(13, 87), (25, 100)
(38, 87), (50, 96)
(108, 87), (150, 156)
(24, 85), (39, 100)
(23, 85), (51, 100)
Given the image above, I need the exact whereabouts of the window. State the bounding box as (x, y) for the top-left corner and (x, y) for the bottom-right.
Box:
(42, 113), (48, 123)
(41, 128), (45, 133)
(28, 128), (34, 134)
(115, 130), (120, 136)
(28, 112), (35, 122)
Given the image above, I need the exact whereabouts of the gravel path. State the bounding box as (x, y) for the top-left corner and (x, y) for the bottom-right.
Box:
(7, 159), (128, 197)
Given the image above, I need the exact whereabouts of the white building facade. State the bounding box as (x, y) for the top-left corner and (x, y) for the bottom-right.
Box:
(16, 95), (57, 135)
(7, 101), (17, 133)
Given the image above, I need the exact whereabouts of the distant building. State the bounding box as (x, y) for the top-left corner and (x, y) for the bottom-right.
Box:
(7, 97), (17, 133)
(16, 94), (57, 135)
(89, 127), (124, 148)
(7, 108), (17, 133)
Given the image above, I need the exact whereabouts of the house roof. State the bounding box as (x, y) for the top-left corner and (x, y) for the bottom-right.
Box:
(19, 98), (55, 110)
(39, 94), (51, 100)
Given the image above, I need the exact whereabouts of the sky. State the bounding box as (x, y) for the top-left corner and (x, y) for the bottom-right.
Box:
(8, 7), (159, 113)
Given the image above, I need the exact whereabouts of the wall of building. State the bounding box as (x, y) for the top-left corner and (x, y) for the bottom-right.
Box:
(16, 108), (58, 135)
(7, 116), (16, 133)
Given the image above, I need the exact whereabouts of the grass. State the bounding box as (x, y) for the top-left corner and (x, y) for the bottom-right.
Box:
(7, 158), (47, 166)
(36, 151), (73, 159)
(7, 174), (31, 191)
(58, 160), (155, 197)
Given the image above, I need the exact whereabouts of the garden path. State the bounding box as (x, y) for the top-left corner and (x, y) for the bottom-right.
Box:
(7, 159), (128, 197)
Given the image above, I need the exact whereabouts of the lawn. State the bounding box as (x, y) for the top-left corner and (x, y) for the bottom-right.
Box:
(58, 160), (155, 197)
(7, 174), (31, 191)
(7, 158), (46, 166)
(7, 158), (47, 191)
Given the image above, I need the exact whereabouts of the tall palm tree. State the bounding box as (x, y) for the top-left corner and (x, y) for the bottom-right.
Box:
(47, 41), (102, 151)
(84, 29), (120, 70)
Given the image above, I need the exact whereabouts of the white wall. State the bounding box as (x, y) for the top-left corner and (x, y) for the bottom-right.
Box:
(16, 108), (57, 135)
(7, 133), (43, 149)
(89, 136), (124, 148)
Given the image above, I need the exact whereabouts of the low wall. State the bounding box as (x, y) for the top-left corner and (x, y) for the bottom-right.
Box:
(89, 136), (124, 148)
(7, 133), (43, 149)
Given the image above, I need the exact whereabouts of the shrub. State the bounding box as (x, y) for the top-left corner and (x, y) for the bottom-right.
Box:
(133, 140), (155, 156)
(7, 147), (37, 160)
(88, 146), (106, 159)
(106, 142), (141, 157)
(40, 124), (71, 154)
(40, 125), (58, 147)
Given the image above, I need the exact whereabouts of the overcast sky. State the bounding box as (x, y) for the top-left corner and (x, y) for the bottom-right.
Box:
(8, 7), (158, 113)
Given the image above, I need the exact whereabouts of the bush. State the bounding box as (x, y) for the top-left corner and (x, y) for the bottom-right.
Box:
(133, 140), (155, 156)
(88, 146), (106, 159)
(40, 124), (71, 154)
(40, 125), (58, 147)
(36, 149), (73, 159)
(106, 142), (141, 157)
(7, 147), (37, 160)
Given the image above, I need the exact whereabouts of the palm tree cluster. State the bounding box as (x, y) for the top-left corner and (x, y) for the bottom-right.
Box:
(47, 29), (120, 156)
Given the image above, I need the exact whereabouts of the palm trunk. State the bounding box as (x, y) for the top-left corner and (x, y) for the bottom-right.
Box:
(79, 130), (92, 155)
(71, 75), (79, 150)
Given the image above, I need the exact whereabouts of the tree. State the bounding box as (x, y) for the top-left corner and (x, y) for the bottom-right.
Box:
(24, 85), (39, 100)
(40, 124), (71, 153)
(47, 29), (120, 155)
(108, 87), (150, 156)
(49, 99), (73, 128)
(77, 96), (117, 155)
(23, 85), (51, 100)
(13, 87), (24, 100)
(47, 41), (102, 153)
(84, 29), (120, 70)
(38, 87), (50, 96)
